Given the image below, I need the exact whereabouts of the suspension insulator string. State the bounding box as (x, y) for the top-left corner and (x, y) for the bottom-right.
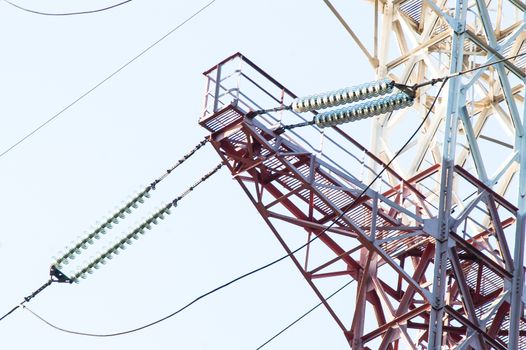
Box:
(274, 91), (414, 132)
(248, 50), (526, 124)
(52, 187), (153, 275)
(50, 138), (209, 281)
(70, 162), (224, 283)
(291, 79), (395, 113)
(313, 91), (414, 128)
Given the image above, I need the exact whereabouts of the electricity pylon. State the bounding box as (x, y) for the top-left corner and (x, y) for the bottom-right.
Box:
(199, 0), (526, 347)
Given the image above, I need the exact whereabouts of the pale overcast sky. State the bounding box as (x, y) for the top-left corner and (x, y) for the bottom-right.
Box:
(0, 1), (376, 349)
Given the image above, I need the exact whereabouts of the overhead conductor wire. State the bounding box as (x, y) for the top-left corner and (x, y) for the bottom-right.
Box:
(3, 0), (133, 16)
(18, 77), (449, 338)
(0, 0), (217, 160)
(255, 280), (354, 350)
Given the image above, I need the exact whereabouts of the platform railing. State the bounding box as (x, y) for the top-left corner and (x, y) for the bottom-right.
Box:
(200, 53), (405, 196)
(200, 53), (519, 240)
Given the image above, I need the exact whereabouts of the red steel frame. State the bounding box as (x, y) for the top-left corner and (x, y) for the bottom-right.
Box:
(198, 53), (525, 349)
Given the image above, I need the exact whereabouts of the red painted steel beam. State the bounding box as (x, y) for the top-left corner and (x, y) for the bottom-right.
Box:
(200, 56), (521, 348)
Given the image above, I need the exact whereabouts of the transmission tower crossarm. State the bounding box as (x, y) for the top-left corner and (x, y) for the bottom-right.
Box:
(200, 39), (526, 346)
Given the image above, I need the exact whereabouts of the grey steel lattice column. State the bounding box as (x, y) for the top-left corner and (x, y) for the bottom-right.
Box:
(509, 84), (526, 349)
(427, 1), (467, 348)
(323, 0), (526, 348)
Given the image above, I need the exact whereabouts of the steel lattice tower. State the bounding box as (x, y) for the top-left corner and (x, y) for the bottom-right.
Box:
(198, 0), (526, 348)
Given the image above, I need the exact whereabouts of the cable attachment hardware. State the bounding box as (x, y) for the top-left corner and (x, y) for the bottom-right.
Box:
(393, 83), (417, 99)
(50, 265), (73, 283)
(273, 120), (315, 134)
(395, 77), (447, 93)
(246, 105), (292, 119)
(23, 280), (54, 303)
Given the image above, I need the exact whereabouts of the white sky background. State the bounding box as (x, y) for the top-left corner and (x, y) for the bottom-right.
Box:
(0, 0), (377, 349)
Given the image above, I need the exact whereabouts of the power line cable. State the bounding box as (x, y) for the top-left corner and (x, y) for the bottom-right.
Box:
(20, 78), (449, 338)
(255, 280), (354, 350)
(3, 0), (133, 16)
(0, 0), (217, 160)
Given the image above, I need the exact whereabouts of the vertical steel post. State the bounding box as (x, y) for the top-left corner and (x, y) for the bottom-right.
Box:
(213, 64), (222, 113)
(509, 78), (526, 349)
(427, 1), (467, 348)
(370, 0), (393, 189)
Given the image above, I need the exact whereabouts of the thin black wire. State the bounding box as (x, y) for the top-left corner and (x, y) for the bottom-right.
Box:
(408, 51), (526, 90)
(0, 0), (217, 160)
(21, 78), (449, 338)
(255, 280), (354, 350)
(3, 0), (132, 16)
(0, 306), (20, 322)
